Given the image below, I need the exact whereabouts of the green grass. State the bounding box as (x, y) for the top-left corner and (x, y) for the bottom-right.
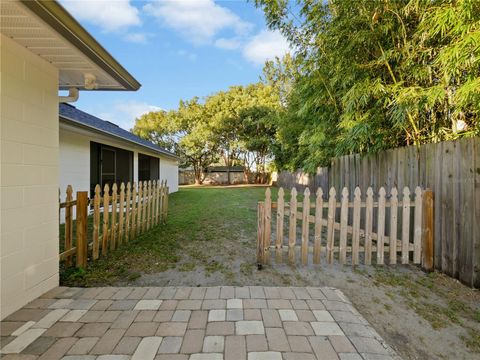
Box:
(60, 185), (271, 286)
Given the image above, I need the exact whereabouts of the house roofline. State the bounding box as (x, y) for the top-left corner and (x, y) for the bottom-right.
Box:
(20, 0), (141, 91)
(60, 115), (180, 160)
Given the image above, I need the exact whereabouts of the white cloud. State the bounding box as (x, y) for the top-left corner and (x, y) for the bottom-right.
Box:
(242, 30), (290, 66)
(214, 37), (241, 50)
(98, 100), (162, 130)
(116, 101), (162, 128)
(124, 32), (148, 44)
(60, 0), (140, 32)
(226, 58), (244, 71)
(143, 0), (253, 45)
(177, 50), (197, 61)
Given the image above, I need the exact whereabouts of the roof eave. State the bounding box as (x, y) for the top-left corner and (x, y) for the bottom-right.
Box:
(59, 115), (180, 161)
(20, 0), (141, 91)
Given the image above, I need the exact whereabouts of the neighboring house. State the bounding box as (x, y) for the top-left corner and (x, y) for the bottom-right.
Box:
(0, 0), (140, 319)
(59, 103), (179, 197)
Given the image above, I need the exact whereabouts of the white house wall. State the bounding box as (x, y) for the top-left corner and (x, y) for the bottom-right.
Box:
(160, 158), (179, 193)
(0, 34), (59, 319)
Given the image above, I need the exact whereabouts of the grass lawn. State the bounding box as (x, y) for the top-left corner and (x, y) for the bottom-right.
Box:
(59, 185), (480, 359)
(60, 185), (273, 287)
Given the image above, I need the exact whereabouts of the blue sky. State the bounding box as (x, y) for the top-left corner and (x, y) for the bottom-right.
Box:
(59, 0), (290, 129)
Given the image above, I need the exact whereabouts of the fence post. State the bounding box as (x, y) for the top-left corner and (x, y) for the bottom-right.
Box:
(301, 188), (310, 265)
(119, 182), (125, 245)
(165, 186), (169, 222)
(76, 191), (88, 268)
(264, 188), (271, 264)
(102, 184), (110, 255)
(257, 201), (265, 266)
(92, 185), (101, 260)
(111, 183), (117, 250)
(159, 181), (164, 223)
(276, 188), (285, 263)
(288, 188), (298, 264)
(65, 185), (73, 267)
(422, 189), (434, 271)
(131, 182), (137, 240)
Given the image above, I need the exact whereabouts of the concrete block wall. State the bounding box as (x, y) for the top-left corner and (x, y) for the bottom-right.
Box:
(0, 34), (59, 319)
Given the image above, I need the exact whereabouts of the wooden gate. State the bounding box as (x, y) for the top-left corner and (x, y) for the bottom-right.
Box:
(257, 186), (434, 269)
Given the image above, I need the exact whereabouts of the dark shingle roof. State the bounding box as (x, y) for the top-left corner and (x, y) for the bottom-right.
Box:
(59, 103), (178, 159)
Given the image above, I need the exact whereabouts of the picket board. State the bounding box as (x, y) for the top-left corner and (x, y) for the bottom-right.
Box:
(258, 185), (430, 268)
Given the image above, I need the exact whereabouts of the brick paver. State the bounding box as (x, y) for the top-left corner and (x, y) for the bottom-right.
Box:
(0, 287), (400, 360)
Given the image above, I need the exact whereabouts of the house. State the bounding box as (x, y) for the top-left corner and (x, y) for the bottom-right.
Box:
(0, 0), (141, 319)
(59, 103), (179, 197)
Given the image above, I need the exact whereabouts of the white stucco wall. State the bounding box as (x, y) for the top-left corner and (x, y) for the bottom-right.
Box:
(160, 158), (179, 193)
(0, 34), (59, 319)
(59, 125), (179, 197)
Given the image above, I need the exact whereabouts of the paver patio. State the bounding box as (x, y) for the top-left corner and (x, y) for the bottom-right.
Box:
(0, 286), (400, 360)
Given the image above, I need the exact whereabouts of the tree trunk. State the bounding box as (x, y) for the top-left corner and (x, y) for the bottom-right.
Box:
(193, 163), (203, 185)
(226, 152), (231, 185)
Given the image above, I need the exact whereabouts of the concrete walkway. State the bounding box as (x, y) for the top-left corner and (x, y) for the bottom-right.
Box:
(0, 286), (399, 360)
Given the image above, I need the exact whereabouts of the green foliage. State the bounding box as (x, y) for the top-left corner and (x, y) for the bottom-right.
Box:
(206, 83), (280, 181)
(133, 97), (219, 184)
(132, 110), (178, 152)
(133, 83), (281, 183)
(256, 0), (480, 171)
(61, 266), (86, 284)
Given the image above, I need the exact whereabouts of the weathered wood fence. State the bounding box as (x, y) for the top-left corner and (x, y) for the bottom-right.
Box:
(257, 186), (434, 270)
(59, 180), (169, 268)
(276, 137), (479, 287)
(276, 167), (329, 193)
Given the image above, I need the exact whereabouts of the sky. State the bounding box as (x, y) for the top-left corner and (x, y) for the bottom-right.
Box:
(59, 0), (290, 130)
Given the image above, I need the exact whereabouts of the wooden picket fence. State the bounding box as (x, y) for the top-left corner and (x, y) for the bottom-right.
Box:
(59, 180), (169, 268)
(257, 186), (434, 270)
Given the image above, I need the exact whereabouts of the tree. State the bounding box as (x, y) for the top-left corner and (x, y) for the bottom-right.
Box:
(133, 110), (178, 153)
(133, 98), (219, 185)
(261, 53), (297, 106)
(255, 0), (480, 172)
(133, 84), (281, 185)
(238, 105), (277, 183)
(175, 98), (219, 184)
(204, 83), (281, 184)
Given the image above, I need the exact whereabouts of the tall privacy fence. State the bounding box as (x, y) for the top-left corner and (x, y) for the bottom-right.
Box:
(276, 137), (479, 288)
(59, 180), (169, 268)
(257, 187), (434, 270)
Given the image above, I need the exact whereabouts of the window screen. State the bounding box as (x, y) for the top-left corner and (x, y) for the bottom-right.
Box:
(90, 142), (133, 196)
(138, 153), (160, 182)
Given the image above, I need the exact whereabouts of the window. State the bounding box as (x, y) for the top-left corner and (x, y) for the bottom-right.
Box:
(90, 142), (133, 196)
(138, 153), (159, 182)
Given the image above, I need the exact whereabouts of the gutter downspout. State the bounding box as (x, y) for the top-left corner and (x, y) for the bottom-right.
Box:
(59, 87), (79, 103)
